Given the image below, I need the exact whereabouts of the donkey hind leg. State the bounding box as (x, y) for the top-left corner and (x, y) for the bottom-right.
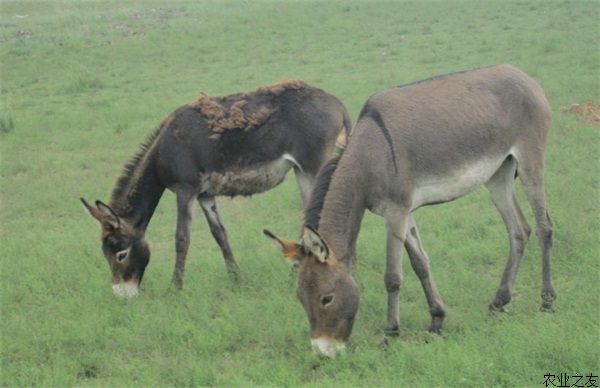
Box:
(173, 189), (196, 289)
(405, 216), (446, 333)
(294, 167), (315, 207)
(198, 196), (240, 279)
(517, 155), (556, 312)
(384, 206), (410, 336)
(486, 156), (531, 311)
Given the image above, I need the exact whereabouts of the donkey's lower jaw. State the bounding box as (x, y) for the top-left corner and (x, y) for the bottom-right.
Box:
(311, 337), (346, 358)
(112, 282), (139, 298)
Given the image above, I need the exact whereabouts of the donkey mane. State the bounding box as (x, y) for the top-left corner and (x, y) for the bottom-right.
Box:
(110, 124), (164, 210)
(304, 156), (341, 230)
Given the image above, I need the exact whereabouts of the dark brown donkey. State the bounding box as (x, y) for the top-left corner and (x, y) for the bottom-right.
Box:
(265, 65), (555, 357)
(82, 80), (351, 298)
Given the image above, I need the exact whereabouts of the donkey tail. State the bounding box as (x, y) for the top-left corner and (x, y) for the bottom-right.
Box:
(335, 108), (353, 156)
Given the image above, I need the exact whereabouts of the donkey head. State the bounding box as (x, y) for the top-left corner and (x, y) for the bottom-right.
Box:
(264, 226), (359, 358)
(81, 198), (149, 298)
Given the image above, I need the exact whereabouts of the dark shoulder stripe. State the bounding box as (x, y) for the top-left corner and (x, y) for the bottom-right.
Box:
(359, 104), (398, 173)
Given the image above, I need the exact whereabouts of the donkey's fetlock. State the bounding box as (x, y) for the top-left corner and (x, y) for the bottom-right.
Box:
(427, 307), (445, 333)
(226, 262), (241, 283)
(384, 324), (400, 337)
(171, 272), (184, 290)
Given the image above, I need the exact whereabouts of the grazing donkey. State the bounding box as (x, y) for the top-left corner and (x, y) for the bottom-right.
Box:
(265, 65), (555, 357)
(82, 80), (351, 297)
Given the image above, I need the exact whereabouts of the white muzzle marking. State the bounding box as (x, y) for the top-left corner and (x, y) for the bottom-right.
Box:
(311, 337), (346, 358)
(112, 280), (139, 298)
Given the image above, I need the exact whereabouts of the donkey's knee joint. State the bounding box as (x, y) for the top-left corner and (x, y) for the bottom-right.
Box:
(513, 230), (528, 245)
(512, 230), (528, 255)
(384, 273), (402, 293)
(385, 282), (401, 293)
(536, 226), (553, 242)
(175, 234), (189, 253)
(537, 228), (553, 251)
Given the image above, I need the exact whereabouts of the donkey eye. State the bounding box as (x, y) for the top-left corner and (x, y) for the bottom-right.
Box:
(320, 294), (334, 307)
(115, 249), (128, 262)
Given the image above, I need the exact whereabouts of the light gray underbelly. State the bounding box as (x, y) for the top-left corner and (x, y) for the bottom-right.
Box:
(199, 154), (300, 197)
(410, 152), (512, 210)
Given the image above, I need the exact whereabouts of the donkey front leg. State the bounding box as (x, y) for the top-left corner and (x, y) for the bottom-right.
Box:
(384, 207), (409, 336)
(173, 189), (196, 289)
(198, 196), (240, 279)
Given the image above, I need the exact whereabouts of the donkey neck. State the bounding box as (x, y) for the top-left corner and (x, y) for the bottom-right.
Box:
(317, 160), (366, 269)
(109, 145), (165, 232)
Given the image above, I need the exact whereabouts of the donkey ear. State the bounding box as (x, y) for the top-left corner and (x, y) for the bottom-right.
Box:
(81, 197), (104, 222)
(95, 200), (120, 229)
(263, 229), (302, 265)
(301, 226), (330, 263)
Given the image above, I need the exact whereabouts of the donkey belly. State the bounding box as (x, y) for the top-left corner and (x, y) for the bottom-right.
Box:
(410, 153), (509, 210)
(199, 154), (298, 197)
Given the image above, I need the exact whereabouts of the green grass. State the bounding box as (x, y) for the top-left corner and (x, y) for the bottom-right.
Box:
(1, 0), (599, 386)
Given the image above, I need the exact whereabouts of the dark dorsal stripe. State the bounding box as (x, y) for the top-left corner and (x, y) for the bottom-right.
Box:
(393, 66), (489, 90)
(359, 105), (398, 173)
(304, 156), (340, 230)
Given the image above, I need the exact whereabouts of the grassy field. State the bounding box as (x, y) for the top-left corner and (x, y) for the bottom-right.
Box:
(1, 0), (599, 386)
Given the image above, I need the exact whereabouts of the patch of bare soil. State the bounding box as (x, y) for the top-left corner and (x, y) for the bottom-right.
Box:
(113, 23), (137, 36)
(561, 102), (600, 126)
(12, 30), (32, 38)
(113, 8), (185, 36)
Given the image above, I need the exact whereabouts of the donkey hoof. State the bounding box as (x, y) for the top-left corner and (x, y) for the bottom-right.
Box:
(540, 290), (556, 312)
(488, 303), (507, 313)
(171, 279), (184, 290)
(539, 302), (555, 313)
(541, 290), (557, 302)
(227, 269), (240, 282)
(226, 262), (241, 280)
(379, 336), (391, 348)
(428, 324), (443, 334)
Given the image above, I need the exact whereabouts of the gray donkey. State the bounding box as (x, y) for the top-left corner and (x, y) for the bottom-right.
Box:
(265, 65), (555, 357)
(82, 80), (351, 297)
